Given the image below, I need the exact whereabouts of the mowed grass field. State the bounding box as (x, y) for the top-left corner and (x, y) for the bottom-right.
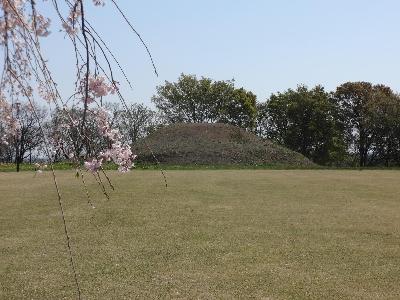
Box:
(1, 170), (400, 299)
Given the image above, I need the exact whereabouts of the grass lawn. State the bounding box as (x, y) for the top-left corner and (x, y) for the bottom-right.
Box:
(1, 170), (400, 299)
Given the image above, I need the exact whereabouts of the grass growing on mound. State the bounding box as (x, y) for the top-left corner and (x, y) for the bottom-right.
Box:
(135, 123), (314, 167)
(1, 170), (400, 299)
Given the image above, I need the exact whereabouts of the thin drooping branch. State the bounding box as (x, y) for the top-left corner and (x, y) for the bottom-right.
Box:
(8, 70), (82, 300)
(110, 0), (158, 77)
(78, 0), (91, 152)
(1, 2), (166, 298)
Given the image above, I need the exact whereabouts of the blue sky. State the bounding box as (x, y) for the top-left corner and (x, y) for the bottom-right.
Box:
(41, 0), (400, 106)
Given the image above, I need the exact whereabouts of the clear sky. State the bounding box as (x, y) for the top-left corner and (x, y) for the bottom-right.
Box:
(40, 0), (400, 106)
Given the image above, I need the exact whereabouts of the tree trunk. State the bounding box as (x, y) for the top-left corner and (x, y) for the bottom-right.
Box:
(15, 144), (20, 172)
(16, 157), (20, 172)
(358, 129), (367, 167)
(359, 148), (367, 167)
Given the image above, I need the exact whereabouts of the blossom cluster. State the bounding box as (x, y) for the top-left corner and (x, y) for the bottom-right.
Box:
(62, 2), (81, 36)
(100, 141), (137, 173)
(62, 0), (106, 35)
(0, 98), (20, 145)
(81, 75), (118, 104)
(1, 0), (137, 174)
(0, 0), (51, 98)
(84, 107), (136, 173)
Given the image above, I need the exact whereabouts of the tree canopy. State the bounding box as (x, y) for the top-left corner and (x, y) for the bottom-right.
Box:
(152, 74), (257, 130)
(333, 82), (400, 166)
(258, 85), (345, 165)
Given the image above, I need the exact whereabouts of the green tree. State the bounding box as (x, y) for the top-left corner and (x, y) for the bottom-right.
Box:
(152, 74), (257, 130)
(152, 74), (215, 123)
(218, 88), (257, 130)
(333, 82), (396, 167)
(260, 85), (345, 165)
(366, 91), (400, 166)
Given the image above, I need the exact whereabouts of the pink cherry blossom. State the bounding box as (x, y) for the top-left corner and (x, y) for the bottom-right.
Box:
(84, 158), (103, 173)
(1, 1), (136, 174)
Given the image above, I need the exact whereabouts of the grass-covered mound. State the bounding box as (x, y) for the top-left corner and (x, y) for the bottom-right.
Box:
(134, 123), (314, 167)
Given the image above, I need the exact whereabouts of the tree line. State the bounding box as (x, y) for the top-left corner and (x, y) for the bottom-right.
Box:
(0, 103), (162, 171)
(152, 74), (400, 167)
(1, 74), (400, 168)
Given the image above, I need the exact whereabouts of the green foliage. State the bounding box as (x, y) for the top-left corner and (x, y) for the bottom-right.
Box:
(151, 78), (400, 167)
(333, 82), (400, 166)
(152, 74), (214, 123)
(4, 76), (399, 169)
(259, 85), (346, 165)
(219, 88), (257, 130)
(152, 74), (257, 130)
(366, 92), (400, 166)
